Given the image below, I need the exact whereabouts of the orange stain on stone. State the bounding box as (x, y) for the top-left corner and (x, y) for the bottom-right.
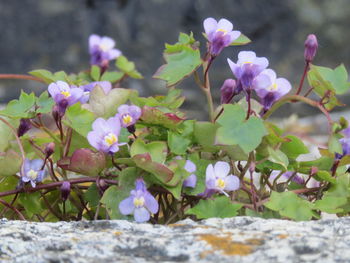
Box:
(198, 234), (255, 256)
(277, 234), (288, 239)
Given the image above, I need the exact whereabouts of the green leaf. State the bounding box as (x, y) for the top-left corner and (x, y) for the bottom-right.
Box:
(230, 34), (251, 46)
(0, 150), (21, 177)
(130, 139), (168, 164)
(314, 174), (350, 213)
(132, 153), (174, 185)
(280, 135), (309, 159)
(216, 104), (267, 154)
(0, 176), (18, 202)
(116, 56), (143, 79)
(100, 71), (124, 82)
(193, 121), (219, 152)
(328, 133), (342, 154)
(100, 185), (129, 219)
(0, 91), (36, 118)
(90, 65), (101, 81)
(267, 147), (289, 170)
(186, 196), (242, 219)
(84, 183), (100, 208)
(265, 191), (316, 221)
(85, 86), (134, 118)
(153, 33), (202, 86)
(0, 117), (18, 152)
(314, 170), (336, 184)
(29, 69), (55, 84)
(140, 106), (184, 130)
(167, 131), (191, 155)
(36, 92), (55, 114)
(64, 103), (95, 137)
(19, 192), (42, 215)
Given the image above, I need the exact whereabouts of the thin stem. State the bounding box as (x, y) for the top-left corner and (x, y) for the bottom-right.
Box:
(0, 74), (45, 83)
(246, 90), (252, 120)
(0, 177), (118, 198)
(295, 61), (310, 96)
(203, 88), (215, 122)
(0, 198), (25, 220)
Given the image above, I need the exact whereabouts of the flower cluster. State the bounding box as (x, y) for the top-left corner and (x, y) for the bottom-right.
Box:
(21, 158), (47, 188)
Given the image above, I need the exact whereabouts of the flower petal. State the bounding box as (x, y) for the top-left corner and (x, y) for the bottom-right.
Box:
(224, 175), (240, 191)
(238, 51), (256, 64)
(107, 49), (122, 60)
(119, 196), (135, 215)
(184, 160), (196, 173)
(144, 192), (159, 214)
(217, 18), (233, 32)
(205, 164), (215, 181)
(100, 36), (115, 50)
(228, 31), (241, 43)
(214, 161), (230, 178)
(203, 17), (218, 35)
(183, 174), (197, 188)
(134, 207), (150, 223)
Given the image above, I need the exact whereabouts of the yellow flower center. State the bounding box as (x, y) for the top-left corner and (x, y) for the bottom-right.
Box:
(122, 114), (133, 125)
(216, 28), (228, 35)
(268, 83), (278, 91)
(244, 61), (253, 64)
(27, 169), (38, 180)
(61, 91), (71, 98)
(133, 196), (145, 207)
(104, 133), (118, 146)
(216, 178), (226, 189)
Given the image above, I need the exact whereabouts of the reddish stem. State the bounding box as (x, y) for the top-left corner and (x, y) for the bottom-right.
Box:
(295, 61), (310, 96)
(0, 74), (45, 83)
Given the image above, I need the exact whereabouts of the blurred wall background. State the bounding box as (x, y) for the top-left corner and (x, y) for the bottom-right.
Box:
(0, 0), (349, 119)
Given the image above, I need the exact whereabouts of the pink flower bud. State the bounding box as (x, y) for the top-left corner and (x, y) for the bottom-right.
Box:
(220, 79), (236, 104)
(45, 142), (55, 158)
(304, 34), (318, 62)
(60, 181), (71, 201)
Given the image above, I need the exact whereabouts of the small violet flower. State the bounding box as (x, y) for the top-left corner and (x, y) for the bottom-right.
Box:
(115, 104), (142, 133)
(227, 51), (269, 89)
(336, 138), (350, 160)
(269, 171), (305, 185)
(253, 69), (292, 110)
(203, 17), (241, 56)
(79, 81), (112, 103)
(89, 34), (122, 68)
(21, 158), (46, 188)
(119, 178), (159, 223)
(48, 81), (84, 114)
(17, 118), (32, 137)
(205, 161), (240, 196)
(183, 160), (197, 188)
(87, 117), (125, 154)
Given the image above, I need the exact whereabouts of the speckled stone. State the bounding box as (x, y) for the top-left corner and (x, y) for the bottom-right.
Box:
(0, 217), (349, 262)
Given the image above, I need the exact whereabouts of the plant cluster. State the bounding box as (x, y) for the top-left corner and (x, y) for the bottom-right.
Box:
(0, 17), (349, 223)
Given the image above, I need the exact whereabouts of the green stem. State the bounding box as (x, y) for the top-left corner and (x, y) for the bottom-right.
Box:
(203, 88), (215, 122)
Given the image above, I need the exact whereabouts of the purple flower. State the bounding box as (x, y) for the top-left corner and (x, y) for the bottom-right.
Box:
(89, 34), (122, 68)
(304, 34), (318, 62)
(336, 138), (350, 159)
(205, 161), (240, 196)
(183, 160), (197, 188)
(79, 81), (112, 103)
(119, 178), (159, 223)
(203, 18), (241, 56)
(116, 104), (142, 128)
(227, 51), (269, 89)
(21, 158), (46, 188)
(87, 117), (125, 154)
(220, 79), (237, 104)
(253, 69), (292, 110)
(269, 171), (305, 185)
(48, 81), (84, 112)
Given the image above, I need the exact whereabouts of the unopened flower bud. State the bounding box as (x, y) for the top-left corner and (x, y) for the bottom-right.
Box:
(45, 142), (55, 159)
(58, 99), (69, 117)
(310, 166), (318, 176)
(52, 105), (60, 122)
(60, 181), (71, 201)
(17, 118), (32, 137)
(220, 79), (236, 104)
(304, 34), (318, 62)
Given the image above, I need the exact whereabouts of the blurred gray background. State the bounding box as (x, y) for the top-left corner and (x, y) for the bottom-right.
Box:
(0, 0), (349, 120)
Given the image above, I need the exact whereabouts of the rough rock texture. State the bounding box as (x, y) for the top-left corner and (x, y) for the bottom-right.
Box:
(0, 216), (349, 262)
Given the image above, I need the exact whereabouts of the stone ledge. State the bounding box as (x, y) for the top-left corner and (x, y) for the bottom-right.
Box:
(0, 216), (349, 262)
